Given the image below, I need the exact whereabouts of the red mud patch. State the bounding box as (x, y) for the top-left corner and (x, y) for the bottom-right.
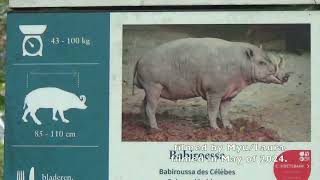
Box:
(122, 113), (280, 142)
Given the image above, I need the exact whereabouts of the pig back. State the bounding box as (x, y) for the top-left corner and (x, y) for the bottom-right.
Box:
(25, 87), (80, 108)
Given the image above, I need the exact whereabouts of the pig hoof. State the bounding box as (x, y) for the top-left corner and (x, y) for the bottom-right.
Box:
(53, 117), (58, 121)
(224, 123), (233, 129)
(22, 119), (28, 123)
(226, 124), (233, 129)
(148, 128), (162, 134)
(62, 120), (70, 124)
(212, 127), (220, 131)
(210, 124), (220, 130)
(35, 122), (42, 125)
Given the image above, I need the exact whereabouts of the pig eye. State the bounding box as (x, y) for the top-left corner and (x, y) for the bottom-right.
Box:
(259, 61), (267, 65)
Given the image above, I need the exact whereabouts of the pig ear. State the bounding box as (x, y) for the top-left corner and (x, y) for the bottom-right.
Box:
(80, 95), (86, 103)
(245, 48), (254, 60)
(259, 44), (263, 50)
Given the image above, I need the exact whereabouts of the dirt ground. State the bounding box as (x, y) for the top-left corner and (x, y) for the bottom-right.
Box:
(122, 26), (311, 142)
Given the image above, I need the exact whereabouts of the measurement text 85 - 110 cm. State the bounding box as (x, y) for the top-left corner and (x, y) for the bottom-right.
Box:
(34, 130), (77, 139)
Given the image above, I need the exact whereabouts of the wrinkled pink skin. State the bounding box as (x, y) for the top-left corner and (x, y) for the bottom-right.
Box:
(222, 79), (248, 101)
(133, 38), (289, 130)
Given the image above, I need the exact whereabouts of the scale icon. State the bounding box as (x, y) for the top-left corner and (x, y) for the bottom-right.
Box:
(19, 25), (47, 57)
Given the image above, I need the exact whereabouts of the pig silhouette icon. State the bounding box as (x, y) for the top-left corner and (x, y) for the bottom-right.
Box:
(22, 87), (87, 125)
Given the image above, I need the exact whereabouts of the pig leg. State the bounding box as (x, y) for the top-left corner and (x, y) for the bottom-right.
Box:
(58, 110), (70, 123)
(144, 84), (162, 129)
(52, 109), (58, 121)
(139, 97), (149, 128)
(22, 108), (30, 122)
(140, 97), (146, 117)
(206, 92), (221, 129)
(219, 100), (233, 128)
(30, 109), (42, 125)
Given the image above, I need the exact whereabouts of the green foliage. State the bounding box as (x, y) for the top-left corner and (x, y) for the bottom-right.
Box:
(0, 2), (6, 178)
(0, 2), (6, 113)
(0, 70), (4, 112)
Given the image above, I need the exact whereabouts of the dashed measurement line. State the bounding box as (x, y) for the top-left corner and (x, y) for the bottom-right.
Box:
(27, 72), (81, 89)
(26, 72), (29, 88)
(77, 72), (80, 88)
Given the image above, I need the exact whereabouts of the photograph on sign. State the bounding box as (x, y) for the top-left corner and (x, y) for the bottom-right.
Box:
(122, 24), (310, 142)
(108, 11), (319, 180)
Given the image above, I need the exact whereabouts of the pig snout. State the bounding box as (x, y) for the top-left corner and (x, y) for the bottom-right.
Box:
(282, 73), (290, 83)
(274, 72), (289, 84)
(78, 102), (87, 110)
